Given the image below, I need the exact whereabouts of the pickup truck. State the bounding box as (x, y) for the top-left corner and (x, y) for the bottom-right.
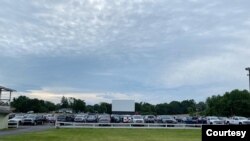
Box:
(226, 116), (250, 125)
(206, 116), (224, 125)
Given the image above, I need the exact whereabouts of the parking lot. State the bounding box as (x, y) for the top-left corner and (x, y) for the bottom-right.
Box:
(7, 113), (250, 132)
(0, 125), (53, 136)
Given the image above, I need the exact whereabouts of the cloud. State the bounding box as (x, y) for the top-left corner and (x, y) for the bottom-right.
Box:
(1, 0), (250, 104)
(2, 0), (249, 57)
(13, 87), (144, 105)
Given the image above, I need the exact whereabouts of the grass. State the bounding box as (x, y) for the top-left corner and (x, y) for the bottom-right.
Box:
(0, 128), (201, 141)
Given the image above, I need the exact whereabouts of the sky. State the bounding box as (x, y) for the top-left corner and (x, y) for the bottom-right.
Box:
(0, 0), (250, 105)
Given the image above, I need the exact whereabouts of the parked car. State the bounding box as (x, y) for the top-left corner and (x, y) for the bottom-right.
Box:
(206, 116), (224, 125)
(218, 117), (229, 124)
(8, 113), (15, 119)
(86, 115), (98, 123)
(132, 115), (144, 124)
(111, 114), (121, 123)
(183, 116), (206, 124)
(74, 114), (87, 122)
(45, 114), (56, 123)
(57, 114), (75, 122)
(226, 116), (250, 125)
(174, 116), (184, 123)
(98, 114), (111, 124)
(8, 115), (24, 125)
(156, 115), (177, 124)
(144, 115), (155, 123)
(23, 114), (44, 125)
(122, 115), (132, 123)
(57, 114), (67, 122)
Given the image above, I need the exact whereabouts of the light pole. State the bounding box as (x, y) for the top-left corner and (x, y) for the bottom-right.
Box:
(245, 67), (250, 92)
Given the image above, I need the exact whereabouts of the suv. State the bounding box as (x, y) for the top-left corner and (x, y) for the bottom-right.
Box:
(57, 114), (75, 122)
(132, 115), (144, 123)
(206, 116), (224, 125)
(144, 115), (155, 123)
(98, 114), (111, 123)
(8, 115), (24, 125)
(23, 115), (44, 125)
(86, 115), (98, 123)
(74, 114), (87, 122)
(156, 115), (177, 124)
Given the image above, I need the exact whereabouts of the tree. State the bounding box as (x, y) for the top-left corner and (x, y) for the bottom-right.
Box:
(205, 89), (250, 117)
(181, 100), (196, 114)
(60, 96), (69, 108)
(168, 101), (182, 114)
(11, 96), (30, 113)
(86, 105), (94, 113)
(71, 98), (86, 113)
(93, 104), (100, 113)
(196, 102), (206, 115)
(11, 96), (57, 113)
(141, 102), (155, 115)
(155, 103), (168, 115)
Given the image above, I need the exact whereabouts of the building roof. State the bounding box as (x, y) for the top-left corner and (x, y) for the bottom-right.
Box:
(0, 106), (11, 114)
(0, 86), (16, 92)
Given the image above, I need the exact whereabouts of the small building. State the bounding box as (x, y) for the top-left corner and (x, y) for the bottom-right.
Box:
(0, 86), (16, 129)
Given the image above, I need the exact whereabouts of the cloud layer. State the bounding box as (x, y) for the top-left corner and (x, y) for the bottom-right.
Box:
(0, 0), (250, 104)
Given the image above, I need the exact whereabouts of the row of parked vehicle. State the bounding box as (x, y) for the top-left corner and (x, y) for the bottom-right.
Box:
(8, 113), (250, 126)
(8, 114), (56, 126)
(57, 114), (250, 125)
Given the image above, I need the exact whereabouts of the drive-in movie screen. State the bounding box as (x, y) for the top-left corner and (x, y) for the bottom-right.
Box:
(0, 0), (250, 141)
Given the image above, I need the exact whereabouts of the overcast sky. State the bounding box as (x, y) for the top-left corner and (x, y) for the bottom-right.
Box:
(0, 0), (250, 104)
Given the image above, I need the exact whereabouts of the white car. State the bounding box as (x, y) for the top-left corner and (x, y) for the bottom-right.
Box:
(45, 114), (56, 123)
(206, 116), (224, 125)
(74, 114), (87, 122)
(226, 116), (250, 125)
(132, 115), (144, 123)
(8, 115), (24, 125)
(122, 115), (132, 123)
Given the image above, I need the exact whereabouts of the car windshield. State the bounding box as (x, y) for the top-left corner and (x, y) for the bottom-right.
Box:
(76, 115), (85, 117)
(100, 115), (110, 118)
(88, 115), (96, 119)
(27, 115), (35, 118)
(239, 117), (248, 120)
(14, 116), (23, 119)
(58, 115), (66, 118)
(210, 117), (219, 120)
(161, 116), (171, 119)
(148, 116), (154, 118)
(133, 116), (142, 119)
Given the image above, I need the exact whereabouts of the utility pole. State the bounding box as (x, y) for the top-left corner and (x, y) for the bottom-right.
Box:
(245, 67), (250, 92)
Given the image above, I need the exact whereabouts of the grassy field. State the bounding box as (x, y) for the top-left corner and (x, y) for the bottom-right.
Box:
(0, 128), (201, 141)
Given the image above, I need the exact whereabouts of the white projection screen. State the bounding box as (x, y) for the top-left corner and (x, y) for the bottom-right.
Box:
(112, 100), (135, 112)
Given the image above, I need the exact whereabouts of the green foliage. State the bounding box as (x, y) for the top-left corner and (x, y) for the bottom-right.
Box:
(11, 89), (250, 117)
(99, 102), (111, 114)
(11, 96), (57, 113)
(135, 102), (156, 115)
(205, 89), (250, 116)
(60, 96), (69, 108)
(136, 100), (197, 115)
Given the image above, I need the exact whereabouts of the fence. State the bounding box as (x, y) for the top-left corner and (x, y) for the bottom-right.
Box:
(55, 121), (202, 129)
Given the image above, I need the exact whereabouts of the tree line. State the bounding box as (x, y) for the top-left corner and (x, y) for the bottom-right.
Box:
(11, 89), (250, 116)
